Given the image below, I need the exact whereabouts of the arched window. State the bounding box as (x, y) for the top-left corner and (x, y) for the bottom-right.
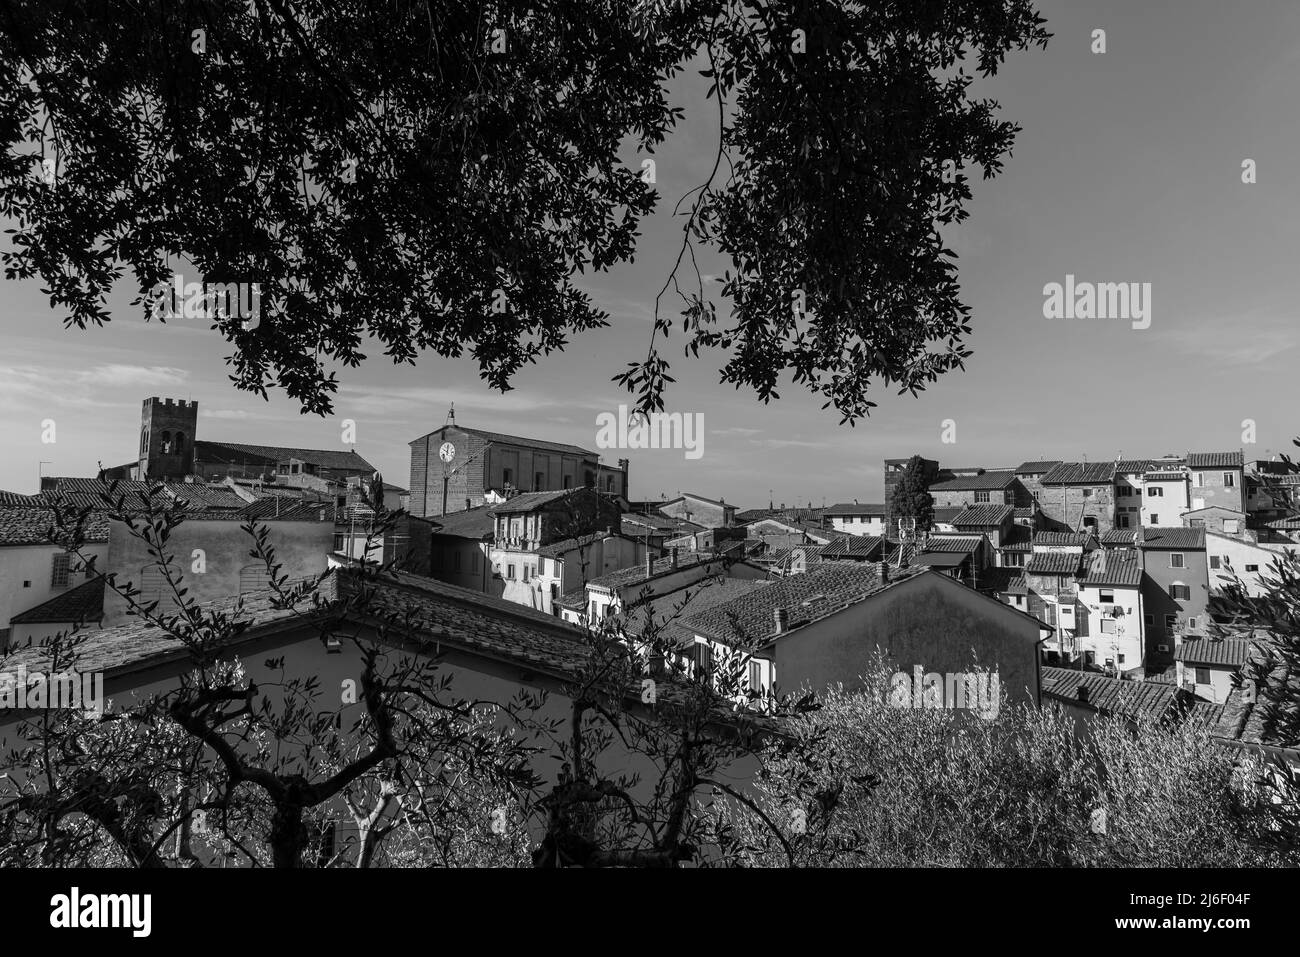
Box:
(140, 428), (147, 455)
(174, 432), (185, 452)
(160, 430), (172, 454)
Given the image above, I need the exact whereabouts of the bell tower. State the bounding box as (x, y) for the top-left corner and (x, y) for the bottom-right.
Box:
(139, 397), (198, 480)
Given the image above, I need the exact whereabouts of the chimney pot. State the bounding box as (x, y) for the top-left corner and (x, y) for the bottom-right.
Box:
(774, 607), (788, 635)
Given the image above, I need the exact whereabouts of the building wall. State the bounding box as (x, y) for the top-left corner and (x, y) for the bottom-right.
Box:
(1181, 506), (1247, 538)
(1204, 532), (1295, 597)
(1113, 473), (1143, 530)
(1140, 477), (1189, 527)
(0, 543), (109, 647)
(103, 519), (334, 626)
(1037, 484), (1115, 534)
(770, 573), (1041, 709)
(1189, 467), (1244, 513)
(527, 537), (648, 616)
(1139, 548), (1210, 658)
(1075, 582), (1143, 674)
(829, 515), (885, 536)
(1175, 660), (1236, 705)
(659, 497), (734, 528)
(409, 428), (598, 518)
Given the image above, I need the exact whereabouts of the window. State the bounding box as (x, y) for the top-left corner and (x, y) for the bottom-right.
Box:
(522, 564), (529, 582)
(1082, 488), (1092, 498)
(238, 564), (272, 596)
(563, 475), (573, 489)
(1189, 519), (1204, 528)
(607, 476), (615, 492)
(1169, 584), (1189, 601)
(1164, 614), (1178, 630)
(1169, 553), (1184, 568)
(1005, 553), (1024, 568)
(1224, 472), (1235, 488)
(1187, 617), (1197, 630)
(1101, 618), (1117, 634)
(1224, 520), (1239, 533)
(1117, 486), (1131, 497)
(974, 491), (990, 504)
(534, 471), (544, 490)
(1150, 514), (1159, 525)
(589, 601), (597, 619)
(160, 430), (172, 453)
(50, 553), (71, 588)
(747, 660), (763, 692)
(1210, 555), (1221, 569)
(1195, 667), (1210, 684)
(174, 432), (185, 452)
(1117, 654), (1125, 664)
(1099, 589), (1115, 603)
(1083, 517), (1097, 530)
(507, 564), (516, 580)
(502, 468), (513, 487)
(1144, 614), (1154, 628)
(1147, 487), (1161, 497)
(690, 642), (713, 676)
(1118, 514), (1130, 528)
(1245, 563), (1259, 573)
(1193, 472), (1203, 488)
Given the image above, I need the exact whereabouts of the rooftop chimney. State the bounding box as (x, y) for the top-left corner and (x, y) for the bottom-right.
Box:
(645, 552), (654, 578)
(878, 560), (889, 584)
(671, 546), (679, 568)
(773, 607), (788, 635)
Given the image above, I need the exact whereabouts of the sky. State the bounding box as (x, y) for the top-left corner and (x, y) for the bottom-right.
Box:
(2, 0), (1299, 507)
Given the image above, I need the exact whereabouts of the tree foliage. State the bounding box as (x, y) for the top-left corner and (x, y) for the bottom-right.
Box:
(887, 454), (938, 532)
(0, 0), (1047, 419)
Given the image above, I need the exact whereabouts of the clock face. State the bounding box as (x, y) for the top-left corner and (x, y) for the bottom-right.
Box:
(438, 441), (456, 463)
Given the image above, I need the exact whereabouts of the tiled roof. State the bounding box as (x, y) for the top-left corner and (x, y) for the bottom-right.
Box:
(757, 544), (829, 568)
(1144, 471), (1186, 482)
(1174, 637), (1253, 668)
(1004, 576), (1029, 595)
(1265, 515), (1300, 530)
(819, 536), (885, 559)
(0, 490), (45, 505)
(427, 506), (495, 539)
(952, 504), (1014, 527)
(1013, 507), (1037, 519)
(194, 440), (375, 472)
(489, 489), (579, 514)
(238, 498), (334, 521)
(1040, 462), (1116, 485)
(9, 578), (105, 624)
(0, 507), (110, 546)
(622, 511), (684, 531)
(1113, 460), (1153, 474)
(914, 551), (969, 569)
(931, 507), (964, 525)
(1214, 634), (1299, 752)
(1025, 552), (1082, 575)
(824, 502), (885, 517)
(1016, 461), (1061, 475)
(1187, 451), (1244, 469)
(663, 492), (732, 510)
(1041, 666), (1177, 720)
(922, 535), (982, 554)
(1033, 531), (1092, 547)
(1140, 526), (1205, 550)
(413, 425), (594, 458)
(622, 579), (771, 646)
(1077, 549), (1142, 587)
(683, 563), (918, 644)
(585, 553), (715, 594)
(1101, 529), (1142, 547)
(928, 471), (1017, 492)
(536, 531), (634, 559)
(974, 566), (1019, 593)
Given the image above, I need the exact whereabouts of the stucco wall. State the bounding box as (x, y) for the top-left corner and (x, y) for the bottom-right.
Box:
(772, 573), (1041, 708)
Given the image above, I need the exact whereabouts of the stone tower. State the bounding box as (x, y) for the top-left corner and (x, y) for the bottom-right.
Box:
(139, 397), (198, 480)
